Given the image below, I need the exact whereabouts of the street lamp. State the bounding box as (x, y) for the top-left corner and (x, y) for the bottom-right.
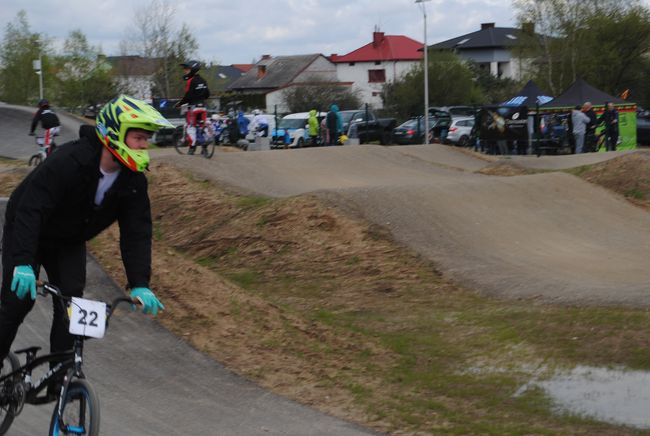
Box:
(33, 50), (44, 100)
(415, 0), (431, 144)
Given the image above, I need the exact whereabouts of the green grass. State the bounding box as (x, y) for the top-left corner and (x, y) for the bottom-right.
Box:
(237, 195), (272, 209)
(149, 167), (650, 434)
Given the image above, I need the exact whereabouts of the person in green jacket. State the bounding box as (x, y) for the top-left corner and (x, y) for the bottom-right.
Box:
(308, 109), (319, 146)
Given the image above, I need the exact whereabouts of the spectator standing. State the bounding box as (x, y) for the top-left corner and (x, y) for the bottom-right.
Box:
(571, 104), (590, 153)
(326, 104), (341, 146)
(582, 102), (598, 152)
(598, 102), (619, 151)
(320, 117), (329, 145)
(308, 110), (319, 146)
(237, 110), (249, 139)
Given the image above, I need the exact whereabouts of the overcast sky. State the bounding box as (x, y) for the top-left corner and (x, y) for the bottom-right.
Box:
(1, 0), (518, 64)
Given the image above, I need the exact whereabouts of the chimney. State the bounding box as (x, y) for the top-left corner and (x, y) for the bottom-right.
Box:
(481, 23), (495, 30)
(261, 54), (271, 60)
(257, 65), (267, 79)
(330, 53), (338, 61)
(372, 31), (385, 48)
(522, 22), (535, 34)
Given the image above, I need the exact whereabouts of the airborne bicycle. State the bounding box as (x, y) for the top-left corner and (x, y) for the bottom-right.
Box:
(0, 282), (139, 435)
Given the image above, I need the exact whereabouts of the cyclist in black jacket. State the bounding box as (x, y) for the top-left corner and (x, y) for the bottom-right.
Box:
(176, 60), (210, 154)
(29, 99), (61, 155)
(0, 95), (172, 381)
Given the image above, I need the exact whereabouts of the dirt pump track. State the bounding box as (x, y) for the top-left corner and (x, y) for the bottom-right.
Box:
(157, 144), (650, 307)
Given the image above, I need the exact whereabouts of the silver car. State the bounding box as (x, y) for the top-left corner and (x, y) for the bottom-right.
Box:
(446, 117), (474, 147)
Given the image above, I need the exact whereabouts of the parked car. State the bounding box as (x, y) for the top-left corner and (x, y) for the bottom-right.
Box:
(426, 109), (453, 142)
(433, 106), (477, 118)
(339, 109), (396, 144)
(271, 112), (326, 148)
(637, 111), (650, 146)
(392, 117), (431, 145)
(446, 117), (475, 147)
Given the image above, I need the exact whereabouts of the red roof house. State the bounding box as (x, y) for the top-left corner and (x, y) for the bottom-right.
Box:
(330, 31), (423, 109)
(330, 32), (424, 63)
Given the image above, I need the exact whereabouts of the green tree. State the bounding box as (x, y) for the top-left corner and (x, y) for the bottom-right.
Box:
(382, 50), (484, 121)
(52, 30), (116, 108)
(514, 0), (650, 101)
(282, 76), (362, 113)
(0, 11), (46, 104)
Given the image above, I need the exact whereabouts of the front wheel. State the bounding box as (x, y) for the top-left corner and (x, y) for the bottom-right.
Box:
(174, 134), (190, 155)
(49, 379), (100, 436)
(0, 353), (21, 435)
(28, 154), (43, 167)
(201, 141), (216, 159)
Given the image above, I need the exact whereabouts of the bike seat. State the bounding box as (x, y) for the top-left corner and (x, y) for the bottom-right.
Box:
(14, 346), (41, 355)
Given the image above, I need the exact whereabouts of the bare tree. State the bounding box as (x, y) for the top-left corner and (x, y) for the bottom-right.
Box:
(122, 0), (198, 98)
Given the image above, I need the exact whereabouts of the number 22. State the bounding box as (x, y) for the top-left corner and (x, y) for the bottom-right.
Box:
(78, 308), (99, 327)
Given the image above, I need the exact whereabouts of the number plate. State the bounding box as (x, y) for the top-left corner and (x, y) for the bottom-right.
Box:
(69, 297), (107, 339)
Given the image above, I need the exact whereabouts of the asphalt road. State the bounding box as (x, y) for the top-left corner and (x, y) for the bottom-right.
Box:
(0, 106), (377, 435)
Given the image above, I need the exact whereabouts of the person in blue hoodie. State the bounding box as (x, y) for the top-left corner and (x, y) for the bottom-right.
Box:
(326, 104), (341, 146)
(237, 110), (250, 139)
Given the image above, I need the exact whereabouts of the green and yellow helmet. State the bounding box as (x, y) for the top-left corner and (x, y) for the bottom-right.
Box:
(95, 95), (173, 172)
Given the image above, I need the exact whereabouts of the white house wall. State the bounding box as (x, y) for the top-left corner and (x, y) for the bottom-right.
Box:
(336, 60), (419, 109)
(266, 88), (289, 114)
(116, 76), (154, 102)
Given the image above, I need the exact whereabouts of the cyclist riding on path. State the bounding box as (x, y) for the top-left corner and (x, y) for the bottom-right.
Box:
(28, 99), (61, 156)
(0, 95), (171, 394)
(175, 60), (210, 154)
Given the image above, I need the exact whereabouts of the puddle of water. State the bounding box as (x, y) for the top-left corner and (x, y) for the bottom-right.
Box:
(532, 365), (650, 428)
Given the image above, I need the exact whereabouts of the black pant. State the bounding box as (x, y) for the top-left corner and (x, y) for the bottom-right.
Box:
(606, 131), (618, 151)
(0, 229), (86, 360)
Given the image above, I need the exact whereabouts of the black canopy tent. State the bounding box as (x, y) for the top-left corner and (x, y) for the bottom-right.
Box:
(540, 78), (636, 150)
(540, 77), (626, 108)
(502, 80), (553, 107)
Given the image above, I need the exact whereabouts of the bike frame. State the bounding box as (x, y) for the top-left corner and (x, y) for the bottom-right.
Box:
(0, 283), (133, 428)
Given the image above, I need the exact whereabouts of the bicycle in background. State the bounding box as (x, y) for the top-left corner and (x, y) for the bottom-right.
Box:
(174, 104), (215, 158)
(0, 282), (140, 436)
(29, 127), (59, 166)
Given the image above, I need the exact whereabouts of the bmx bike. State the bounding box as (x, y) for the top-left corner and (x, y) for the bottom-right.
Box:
(0, 282), (139, 435)
(174, 106), (215, 158)
(29, 135), (56, 167)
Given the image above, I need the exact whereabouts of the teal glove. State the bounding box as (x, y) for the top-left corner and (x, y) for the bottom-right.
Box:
(11, 265), (37, 301)
(130, 287), (164, 316)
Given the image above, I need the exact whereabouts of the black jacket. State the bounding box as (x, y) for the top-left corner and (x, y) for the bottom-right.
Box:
(5, 127), (152, 288)
(179, 74), (210, 106)
(30, 108), (60, 133)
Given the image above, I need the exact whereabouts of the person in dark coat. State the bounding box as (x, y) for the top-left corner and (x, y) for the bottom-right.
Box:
(598, 102), (619, 151)
(326, 104), (341, 146)
(0, 96), (170, 389)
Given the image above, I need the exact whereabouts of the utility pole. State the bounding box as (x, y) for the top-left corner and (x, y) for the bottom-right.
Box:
(415, 0), (431, 144)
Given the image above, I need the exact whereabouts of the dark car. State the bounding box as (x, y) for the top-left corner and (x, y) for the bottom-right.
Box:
(637, 111), (650, 146)
(392, 111), (452, 145)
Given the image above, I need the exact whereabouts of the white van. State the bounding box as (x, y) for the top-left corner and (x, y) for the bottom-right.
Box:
(271, 112), (326, 148)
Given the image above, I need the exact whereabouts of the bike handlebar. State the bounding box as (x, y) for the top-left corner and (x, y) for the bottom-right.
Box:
(38, 281), (139, 321)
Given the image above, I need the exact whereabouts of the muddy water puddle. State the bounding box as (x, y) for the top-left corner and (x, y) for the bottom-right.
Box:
(525, 365), (650, 428)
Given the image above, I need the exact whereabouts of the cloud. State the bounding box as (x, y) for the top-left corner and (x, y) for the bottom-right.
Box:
(1, 0), (517, 64)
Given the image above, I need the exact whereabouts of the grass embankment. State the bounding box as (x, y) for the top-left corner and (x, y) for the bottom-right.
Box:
(1, 161), (649, 434)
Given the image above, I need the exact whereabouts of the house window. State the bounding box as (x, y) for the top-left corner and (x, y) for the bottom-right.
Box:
(374, 61), (381, 65)
(348, 62), (355, 66)
(372, 92), (381, 97)
(368, 69), (386, 83)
